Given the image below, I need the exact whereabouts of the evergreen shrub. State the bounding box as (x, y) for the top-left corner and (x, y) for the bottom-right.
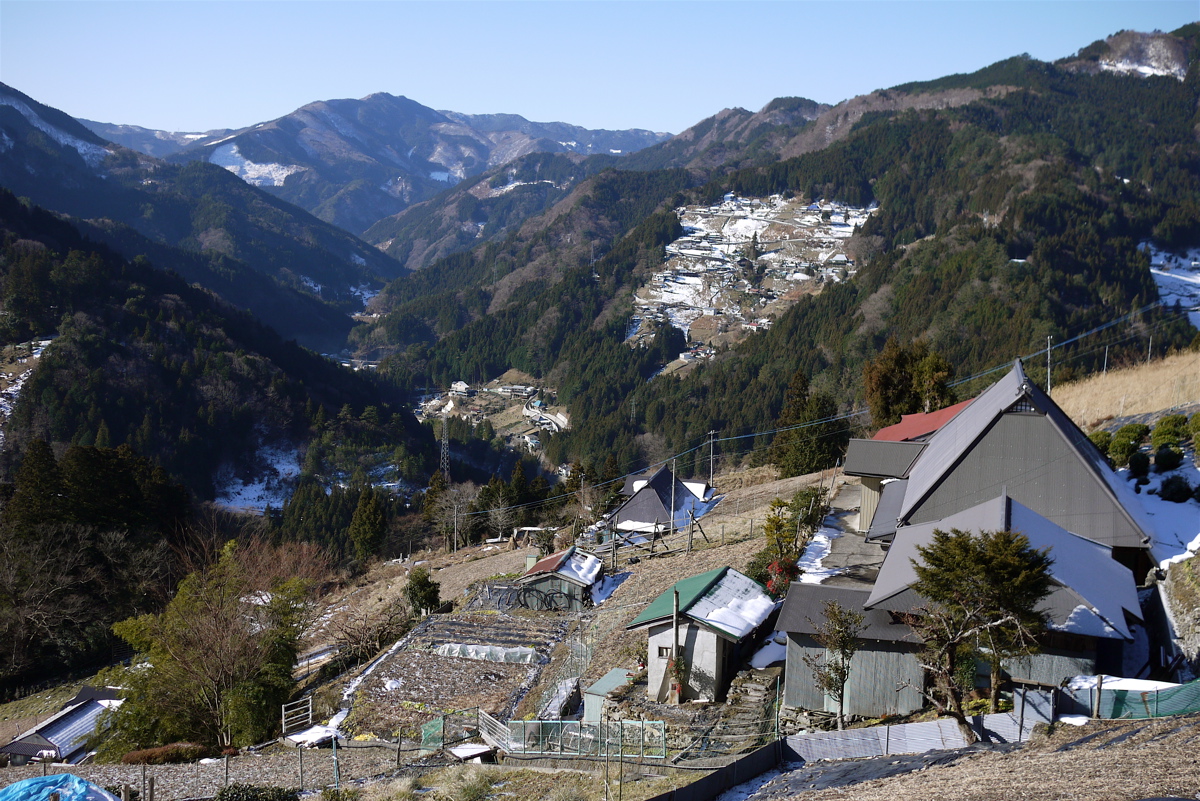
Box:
(1127, 451), (1151, 478)
(1155, 445), (1184, 473)
(1158, 475), (1194, 504)
(1108, 436), (1139, 467)
(1087, 430), (1113, 455)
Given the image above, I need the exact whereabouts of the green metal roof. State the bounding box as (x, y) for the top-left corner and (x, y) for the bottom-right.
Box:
(626, 567), (728, 630)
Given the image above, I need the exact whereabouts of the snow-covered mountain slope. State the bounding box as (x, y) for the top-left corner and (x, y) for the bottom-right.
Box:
(154, 93), (670, 235)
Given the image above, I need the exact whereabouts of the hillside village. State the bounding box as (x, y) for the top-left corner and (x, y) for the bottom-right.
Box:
(629, 195), (874, 365)
(3, 354), (1199, 801)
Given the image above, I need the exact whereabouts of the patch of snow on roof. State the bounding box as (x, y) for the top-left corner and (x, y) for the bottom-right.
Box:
(209, 142), (303, 187)
(560, 549), (602, 586)
(1050, 605), (1119, 638)
(688, 570), (773, 639)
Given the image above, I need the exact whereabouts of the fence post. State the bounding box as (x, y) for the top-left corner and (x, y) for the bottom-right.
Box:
(333, 736), (340, 790)
(299, 745), (305, 791)
(147, 777), (154, 801)
(224, 755), (229, 787)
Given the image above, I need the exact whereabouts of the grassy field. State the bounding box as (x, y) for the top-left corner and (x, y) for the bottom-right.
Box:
(1052, 350), (1199, 430)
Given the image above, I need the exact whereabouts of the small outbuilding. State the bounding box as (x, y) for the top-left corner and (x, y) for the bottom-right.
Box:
(627, 567), (774, 702)
(516, 546), (603, 611)
(0, 687), (123, 765)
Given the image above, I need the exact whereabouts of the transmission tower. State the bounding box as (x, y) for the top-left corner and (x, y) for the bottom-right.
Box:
(440, 407), (450, 483)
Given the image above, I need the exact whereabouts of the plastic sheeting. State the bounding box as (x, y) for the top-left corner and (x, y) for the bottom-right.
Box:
(0, 775), (119, 801)
(434, 642), (538, 663)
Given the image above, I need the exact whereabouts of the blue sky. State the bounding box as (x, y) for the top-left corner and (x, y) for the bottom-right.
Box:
(1, 1), (1195, 135)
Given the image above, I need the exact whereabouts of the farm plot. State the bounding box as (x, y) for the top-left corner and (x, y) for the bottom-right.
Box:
(344, 613), (567, 737)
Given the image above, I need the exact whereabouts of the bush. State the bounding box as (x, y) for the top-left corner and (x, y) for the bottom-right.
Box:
(121, 743), (217, 764)
(1151, 416), (1187, 450)
(1189, 413), (1200, 439)
(1127, 451), (1151, 478)
(1087, 430), (1113, 455)
(405, 565), (440, 614)
(1159, 475), (1194, 503)
(744, 548), (774, 587)
(214, 784), (299, 801)
(1108, 436), (1140, 467)
(1155, 444), (1184, 473)
(321, 789), (362, 801)
(1115, 423), (1150, 444)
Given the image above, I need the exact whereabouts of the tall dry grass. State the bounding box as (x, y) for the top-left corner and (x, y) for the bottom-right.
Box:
(1052, 350), (1200, 430)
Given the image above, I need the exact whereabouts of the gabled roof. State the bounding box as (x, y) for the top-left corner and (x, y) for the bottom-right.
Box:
(777, 584), (917, 644)
(627, 567), (774, 641)
(612, 465), (715, 532)
(872, 398), (975, 442)
(844, 439), (927, 479)
(865, 495), (1140, 639)
(896, 360), (1152, 546)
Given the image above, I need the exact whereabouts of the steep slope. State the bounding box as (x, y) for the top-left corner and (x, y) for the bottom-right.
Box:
(0, 82), (403, 348)
(164, 93), (670, 234)
(357, 25), (1200, 475)
(0, 188), (426, 499)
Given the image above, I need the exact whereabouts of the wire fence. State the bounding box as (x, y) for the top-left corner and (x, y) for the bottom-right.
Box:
(478, 710), (667, 759)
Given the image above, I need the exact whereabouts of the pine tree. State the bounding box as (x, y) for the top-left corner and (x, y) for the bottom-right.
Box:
(4, 439), (64, 532)
(770, 368), (845, 477)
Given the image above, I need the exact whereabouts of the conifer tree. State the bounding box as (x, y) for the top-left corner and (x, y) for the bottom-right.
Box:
(348, 488), (386, 563)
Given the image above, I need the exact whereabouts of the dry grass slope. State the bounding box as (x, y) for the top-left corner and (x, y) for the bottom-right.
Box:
(1052, 350), (1199, 430)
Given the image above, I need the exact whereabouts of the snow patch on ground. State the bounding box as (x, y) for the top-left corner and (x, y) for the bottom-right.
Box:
(591, 571), (630, 605)
(0, 97), (111, 167)
(1122, 446), (1200, 569)
(209, 142), (304, 187)
(350, 283), (378, 306)
(797, 522), (845, 584)
(0, 340), (52, 450)
(1143, 243), (1200, 330)
(214, 444), (302, 513)
(713, 764), (795, 801)
(749, 637), (787, 669)
(1100, 59), (1187, 81)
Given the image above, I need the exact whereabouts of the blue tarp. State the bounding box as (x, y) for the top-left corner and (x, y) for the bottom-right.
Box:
(0, 775), (119, 801)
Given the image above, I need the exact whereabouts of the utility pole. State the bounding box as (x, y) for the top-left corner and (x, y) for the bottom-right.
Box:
(1046, 335), (1053, 396)
(669, 459), (677, 540)
(708, 430), (716, 486)
(1103, 345), (1109, 375)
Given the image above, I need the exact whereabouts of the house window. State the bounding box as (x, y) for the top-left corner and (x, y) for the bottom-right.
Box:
(658, 647), (671, 659)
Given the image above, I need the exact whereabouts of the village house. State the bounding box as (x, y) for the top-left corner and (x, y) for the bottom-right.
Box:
(610, 465), (716, 537)
(778, 360), (1157, 719)
(626, 567), (774, 703)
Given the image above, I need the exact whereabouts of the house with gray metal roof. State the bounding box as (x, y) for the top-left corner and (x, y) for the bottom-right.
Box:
(0, 694), (121, 765)
(515, 546), (603, 611)
(846, 360), (1153, 573)
(627, 567), (774, 702)
(610, 465), (716, 535)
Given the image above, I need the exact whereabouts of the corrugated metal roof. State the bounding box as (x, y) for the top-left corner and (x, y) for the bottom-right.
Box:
(865, 479), (907, 542)
(777, 584), (918, 644)
(896, 360), (1151, 547)
(627, 567), (726, 630)
(872, 398), (975, 442)
(865, 494), (1139, 639)
(626, 567), (773, 641)
(845, 439), (927, 479)
(585, 668), (634, 698)
(522, 547), (574, 578)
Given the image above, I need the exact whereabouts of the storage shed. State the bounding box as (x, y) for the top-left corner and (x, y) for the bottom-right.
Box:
(516, 546), (603, 611)
(627, 567), (774, 702)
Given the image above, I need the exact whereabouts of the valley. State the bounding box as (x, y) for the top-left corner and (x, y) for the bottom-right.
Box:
(0, 18), (1199, 801)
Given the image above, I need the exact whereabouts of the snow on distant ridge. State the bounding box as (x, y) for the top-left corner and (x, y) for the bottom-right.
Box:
(1143, 242), (1200, 330)
(209, 143), (304, 187)
(0, 96), (110, 167)
(1100, 59), (1186, 81)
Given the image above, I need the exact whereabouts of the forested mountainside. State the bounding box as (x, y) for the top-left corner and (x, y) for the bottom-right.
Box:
(363, 151), (622, 271)
(0, 189), (427, 499)
(356, 24), (1200, 474)
(0, 82), (403, 349)
(157, 93), (670, 235)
